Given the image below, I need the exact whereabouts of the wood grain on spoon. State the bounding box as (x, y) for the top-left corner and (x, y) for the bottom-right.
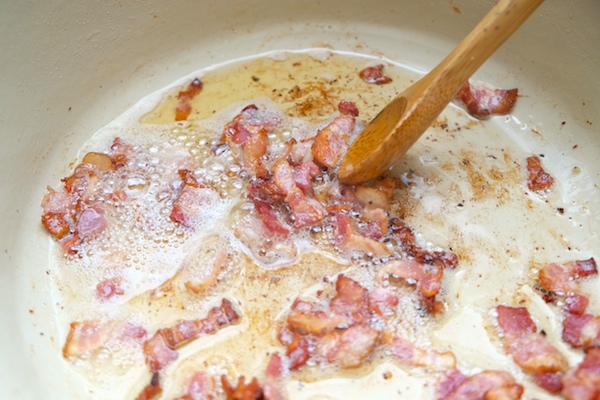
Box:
(339, 0), (544, 185)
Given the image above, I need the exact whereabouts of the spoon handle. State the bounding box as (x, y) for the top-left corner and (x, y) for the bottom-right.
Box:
(427, 0), (545, 92)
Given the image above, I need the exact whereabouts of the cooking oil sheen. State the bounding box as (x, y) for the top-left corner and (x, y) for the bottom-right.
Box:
(47, 49), (598, 400)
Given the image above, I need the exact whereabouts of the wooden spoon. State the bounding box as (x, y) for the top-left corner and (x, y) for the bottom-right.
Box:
(338, 0), (544, 185)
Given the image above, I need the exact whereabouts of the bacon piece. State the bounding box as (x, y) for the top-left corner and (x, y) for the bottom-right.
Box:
(526, 156), (554, 191)
(293, 161), (320, 192)
(286, 300), (346, 335)
(334, 212), (391, 257)
(539, 258), (598, 294)
(376, 259), (443, 298)
(221, 376), (264, 400)
(184, 248), (227, 294)
(108, 137), (133, 169)
(496, 305), (537, 336)
(437, 369), (523, 400)
(41, 212), (70, 239)
(271, 156), (325, 229)
(562, 313), (600, 349)
(354, 179), (394, 211)
(338, 100), (359, 117)
(565, 293), (590, 316)
(249, 195), (290, 235)
(62, 320), (146, 358)
(143, 299), (240, 371)
(455, 81), (518, 119)
(311, 114), (355, 168)
(330, 274), (370, 325)
(76, 206), (106, 237)
(359, 64), (393, 85)
(136, 372), (162, 400)
(562, 348), (600, 400)
(278, 328), (310, 370)
(175, 78), (203, 121)
(96, 278), (124, 300)
(390, 218), (459, 269)
(170, 169), (219, 229)
(391, 335), (456, 371)
(263, 353), (285, 400)
(368, 287), (399, 318)
(82, 152), (114, 171)
(317, 324), (381, 369)
(174, 371), (216, 400)
(496, 305), (568, 393)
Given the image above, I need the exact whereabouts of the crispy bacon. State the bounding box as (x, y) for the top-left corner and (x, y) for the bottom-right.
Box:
(277, 328), (310, 370)
(41, 212), (70, 239)
(338, 100), (359, 117)
(390, 218), (459, 269)
(317, 324), (381, 369)
(562, 348), (600, 400)
(539, 258), (597, 294)
(293, 161), (321, 192)
(170, 169), (219, 229)
(562, 313), (600, 349)
(437, 369), (523, 400)
(390, 335), (456, 371)
(175, 78), (203, 121)
(136, 372), (162, 400)
(143, 299), (240, 372)
(359, 64), (393, 85)
(249, 195), (290, 236)
(455, 81), (518, 119)
(368, 287), (399, 318)
(311, 114), (355, 168)
(221, 376), (264, 400)
(330, 274), (371, 325)
(526, 156), (554, 191)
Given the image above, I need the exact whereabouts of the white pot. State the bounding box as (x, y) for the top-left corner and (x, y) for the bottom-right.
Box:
(1, 0), (598, 398)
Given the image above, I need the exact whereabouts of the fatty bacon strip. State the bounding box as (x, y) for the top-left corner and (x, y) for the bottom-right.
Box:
(41, 138), (133, 254)
(454, 81), (518, 119)
(496, 305), (568, 394)
(137, 299), (240, 399)
(278, 274), (455, 372)
(538, 258), (600, 350)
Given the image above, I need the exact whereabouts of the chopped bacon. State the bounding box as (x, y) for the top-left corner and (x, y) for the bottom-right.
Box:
(376, 259), (443, 299)
(108, 137), (133, 169)
(496, 305), (568, 393)
(221, 375), (264, 400)
(565, 293), (590, 316)
(293, 161), (321, 192)
(277, 328), (310, 370)
(317, 324), (381, 369)
(368, 287), (399, 318)
(175, 78), (203, 121)
(263, 353), (285, 400)
(496, 305), (537, 336)
(63, 319), (146, 358)
(184, 248), (227, 294)
(286, 299), (346, 335)
(76, 206), (106, 237)
(334, 212), (390, 257)
(437, 369), (523, 400)
(330, 274), (371, 325)
(338, 100), (359, 117)
(359, 64), (393, 85)
(143, 299), (240, 372)
(96, 278), (124, 300)
(82, 152), (114, 172)
(390, 335), (456, 371)
(562, 348), (600, 400)
(271, 156), (326, 229)
(249, 195), (290, 236)
(539, 258), (597, 294)
(562, 313), (600, 349)
(136, 372), (163, 400)
(526, 156), (554, 191)
(390, 218), (459, 269)
(174, 371), (216, 400)
(454, 81), (518, 119)
(311, 114), (355, 168)
(354, 178), (394, 211)
(41, 212), (70, 239)
(170, 169), (219, 229)
(243, 128), (269, 179)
